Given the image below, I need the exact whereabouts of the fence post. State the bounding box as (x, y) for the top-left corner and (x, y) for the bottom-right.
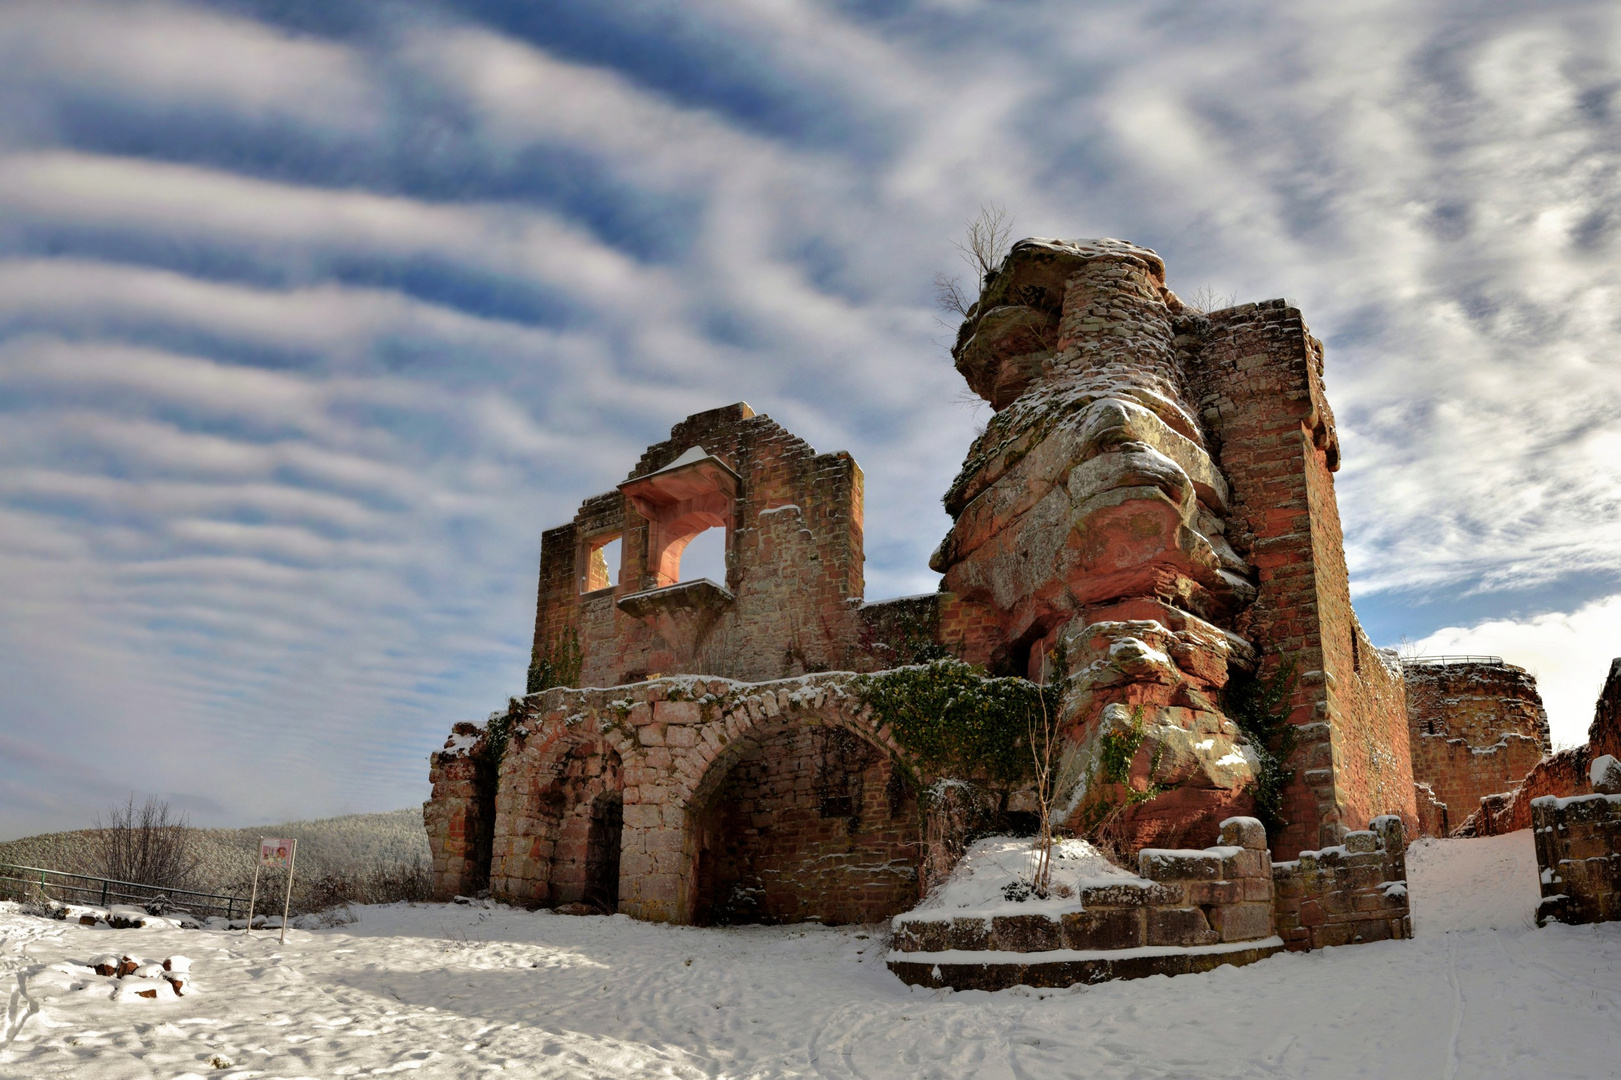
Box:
(101, 880), (109, 907)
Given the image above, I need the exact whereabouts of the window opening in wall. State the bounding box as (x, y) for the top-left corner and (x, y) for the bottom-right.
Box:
(581, 535), (621, 593)
(677, 525), (726, 585)
(1351, 632), (1361, 673)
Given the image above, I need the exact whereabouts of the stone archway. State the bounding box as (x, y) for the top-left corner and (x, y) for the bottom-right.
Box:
(687, 721), (919, 925)
(507, 674), (925, 925)
(488, 724), (636, 909)
(656, 690), (922, 926)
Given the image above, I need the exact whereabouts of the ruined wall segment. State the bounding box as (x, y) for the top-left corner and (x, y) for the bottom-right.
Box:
(1403, 658), (1550, 836)
(1271, 815), (1411, 950)
(530, 403), (867, 688)
(1462, 657), (1621, 836)
(1533, 748), (1621, 927)
(1186, 299), (1416, 857)
(479, 673), (921, 924)
(424, 722), (495, 901)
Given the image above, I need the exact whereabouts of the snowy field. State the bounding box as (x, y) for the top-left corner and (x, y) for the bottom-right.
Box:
(1, 831), (1616, 1079)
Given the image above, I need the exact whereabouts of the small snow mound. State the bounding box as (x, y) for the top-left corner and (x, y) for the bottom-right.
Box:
(1591, 754), (1621, 794)
(898, 835), (1142, 922)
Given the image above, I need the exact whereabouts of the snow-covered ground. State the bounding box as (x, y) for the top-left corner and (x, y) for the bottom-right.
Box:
(1, 831), (1616, 1079)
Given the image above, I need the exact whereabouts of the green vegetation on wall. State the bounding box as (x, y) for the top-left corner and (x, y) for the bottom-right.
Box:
(527, 628), (582, 696)
(1222, 656), (1300, 843)
(854, 657), (1059, 786)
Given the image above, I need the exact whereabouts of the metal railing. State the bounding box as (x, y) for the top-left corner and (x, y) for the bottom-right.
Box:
(1400, 655), (1504, 667)
(0, 862), (248, 920)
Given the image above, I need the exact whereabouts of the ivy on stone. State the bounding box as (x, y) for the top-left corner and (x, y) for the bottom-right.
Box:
(527, 628), (583, 696)
(1222, 656), (1300, 843)
(854, 657), (1058, 787)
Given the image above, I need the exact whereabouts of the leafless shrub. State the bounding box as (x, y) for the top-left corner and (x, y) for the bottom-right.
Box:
(286, 860), (432, 917)
(96, 795), (201, 893)
(1026, 655), (1090, 894)
(1186, 285), (1239, 314)
(934, 203), (1015, 318)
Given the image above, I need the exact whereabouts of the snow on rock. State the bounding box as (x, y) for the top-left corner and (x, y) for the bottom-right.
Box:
(895, 835), (1143, 924)
(1590, 753), (1621, 794)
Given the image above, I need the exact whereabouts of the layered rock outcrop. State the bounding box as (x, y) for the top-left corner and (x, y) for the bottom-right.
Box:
(934, 239), (1414, 853)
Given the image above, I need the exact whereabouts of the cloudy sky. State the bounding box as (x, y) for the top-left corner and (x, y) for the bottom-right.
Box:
(2, 0), (1619, 838)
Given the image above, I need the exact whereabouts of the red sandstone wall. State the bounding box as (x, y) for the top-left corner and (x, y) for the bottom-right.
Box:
(1403, 660), (1549, 835)
(1414, 732), (1545, 831)
(1462, 657), (1621, 835)
(488, 735), (625, 908)
(1189, 301), (1416, 856)
(692, 725), (919, 925)
(532, 404), (868, 688)
(424, 722), (495, 901)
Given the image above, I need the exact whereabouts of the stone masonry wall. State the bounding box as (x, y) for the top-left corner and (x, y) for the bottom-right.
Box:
(532, 404), (868, 688)
(1533, 783), (1621, 927)
(1271, 815), (1411, 951)
(423, 722), (495, 900)
(1459, 657), (1621, 837)
(1404, 659), (1550, 836)
(693, 724), (919, 925)
(1188, 301), (1417, 857)
(471, 673), (917, 922)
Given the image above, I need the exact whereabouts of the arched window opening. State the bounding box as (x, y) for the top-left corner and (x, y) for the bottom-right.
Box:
(677, 525), (726, 585)
(618, 446), (738, 590)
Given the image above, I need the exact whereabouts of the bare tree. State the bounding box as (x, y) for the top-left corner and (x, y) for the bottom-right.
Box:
(1026, 651), (1087, 896)
(1186, 285), (1239, 314)
(934, 203), (1015, 318)
(97, 794), (201, 891)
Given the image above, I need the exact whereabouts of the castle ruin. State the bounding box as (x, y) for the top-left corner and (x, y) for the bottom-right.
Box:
(425, 236), (1592, 972)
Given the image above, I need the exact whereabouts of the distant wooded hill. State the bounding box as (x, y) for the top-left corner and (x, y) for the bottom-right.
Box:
(0, 808), (428, 896)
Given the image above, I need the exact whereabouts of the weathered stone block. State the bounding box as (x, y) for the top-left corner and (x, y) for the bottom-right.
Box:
(1221, 849), (1269, 879)
(950, 917), (990, 950)
(990, 914), (1063, 952)
(892, 919), (950, 953)
(1061, 907), (1145, 951)
(1146, 907), (1219, 948)
(1080, 881), (1184, 907)
(1210, 902), (1273, 942)
(1218, 817), (1268, 850)
(1140, 850), (1223, 881)
(1187, 880), (1244, 906)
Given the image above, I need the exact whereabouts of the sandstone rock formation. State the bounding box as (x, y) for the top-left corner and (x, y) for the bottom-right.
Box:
(934, 238), (1412, 852)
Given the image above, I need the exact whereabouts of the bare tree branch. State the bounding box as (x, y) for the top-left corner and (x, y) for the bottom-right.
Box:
(933, 203), (1015, 317)
(1187, 285), (1240, 314)
(96, 794), (201, 892)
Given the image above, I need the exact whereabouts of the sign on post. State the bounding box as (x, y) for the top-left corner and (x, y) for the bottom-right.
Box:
(244, 837), (299, 943)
